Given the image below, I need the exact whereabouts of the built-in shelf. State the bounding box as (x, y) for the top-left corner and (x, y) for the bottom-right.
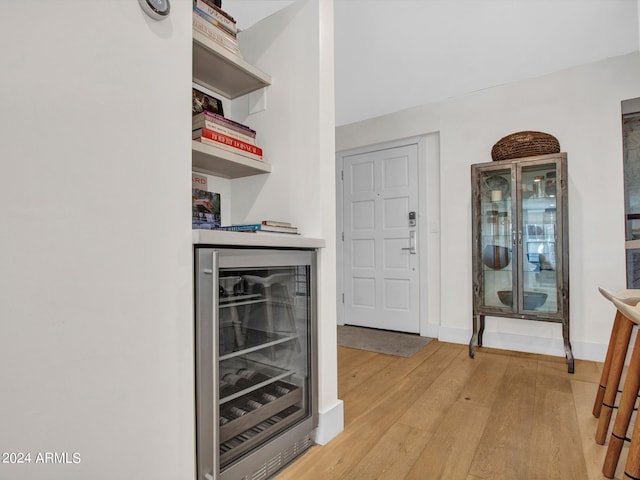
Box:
(192, 140), (271, 178)
(192, 30), (272, 179)
(192, 30), (271, 100)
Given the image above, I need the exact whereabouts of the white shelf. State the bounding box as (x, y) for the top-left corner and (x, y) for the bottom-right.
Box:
(192, 140), (271, 178)
(193, 30), (271, 100)
(192, 229), (326, 249)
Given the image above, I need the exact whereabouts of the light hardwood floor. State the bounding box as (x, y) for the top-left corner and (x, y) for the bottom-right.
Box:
(276, 340), (634, 480)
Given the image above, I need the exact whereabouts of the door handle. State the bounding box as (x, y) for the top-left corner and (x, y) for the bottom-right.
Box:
(401, 231), (417, 254)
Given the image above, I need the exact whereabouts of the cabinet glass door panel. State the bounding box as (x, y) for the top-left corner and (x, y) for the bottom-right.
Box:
(520, 162), (558, 313)
(217, 265), (311, 469)
(478, 167), (514, 310)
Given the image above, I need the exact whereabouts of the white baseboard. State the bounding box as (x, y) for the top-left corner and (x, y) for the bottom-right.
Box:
(314, 399), (344, 445)
(423, 323), (440, 339)
(437, 325), (608, 363)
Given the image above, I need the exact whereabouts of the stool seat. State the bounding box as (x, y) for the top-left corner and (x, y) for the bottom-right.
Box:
(599, 287), (640, 305)
(611, 295), (640, 325)
(597, 287), (640, 478)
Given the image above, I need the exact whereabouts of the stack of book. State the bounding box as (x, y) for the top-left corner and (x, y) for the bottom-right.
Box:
(191, 103), (263, 161)
(192, 0), (240, 57)
(216, 221), (299, 235)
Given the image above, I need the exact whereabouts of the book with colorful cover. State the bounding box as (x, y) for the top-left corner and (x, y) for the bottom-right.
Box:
(193, 137), (262, 161)
(194, 0), (237, 36)
(193, 128), (263, 159)
(262, 220), (292, 227)
(192, 188), (221, 230)
(193, 10), (241, 56)
(216, 224), (298, 234)
(193, 120), (256, 145)
(192, 110), (256, 138)
(192, 172), (208, 190)
(192, 87), (224, 116)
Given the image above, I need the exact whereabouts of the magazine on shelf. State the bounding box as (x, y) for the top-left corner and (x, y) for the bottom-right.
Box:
(192, 87), (224, 116)
(192, 172), (208, 190)
(192, 188), (221, 230)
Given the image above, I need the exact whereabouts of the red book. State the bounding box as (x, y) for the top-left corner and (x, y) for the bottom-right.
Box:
(196, 128), (263, 157)
(201, 128), (262, 156)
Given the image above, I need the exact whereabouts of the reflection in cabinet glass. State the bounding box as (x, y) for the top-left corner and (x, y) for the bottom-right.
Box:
(469, 153), (573, 373)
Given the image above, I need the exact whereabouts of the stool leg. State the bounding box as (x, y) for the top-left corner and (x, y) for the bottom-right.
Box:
(623, 360), (640, 480)
(603, 331), (640, 478)
(595, 311), (626, 417)
(596, 314), (635, 444)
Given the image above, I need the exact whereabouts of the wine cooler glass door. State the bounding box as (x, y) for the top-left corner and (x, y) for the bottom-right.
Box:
(195, 248), (316, 480)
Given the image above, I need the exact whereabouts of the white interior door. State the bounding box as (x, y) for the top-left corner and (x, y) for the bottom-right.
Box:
(342, 143), (420, 333)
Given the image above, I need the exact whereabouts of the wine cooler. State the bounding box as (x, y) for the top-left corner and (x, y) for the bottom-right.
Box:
(194, 247), (317, 480)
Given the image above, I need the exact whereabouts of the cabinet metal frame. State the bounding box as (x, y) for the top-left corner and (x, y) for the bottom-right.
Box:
(468, 153), (573, 373)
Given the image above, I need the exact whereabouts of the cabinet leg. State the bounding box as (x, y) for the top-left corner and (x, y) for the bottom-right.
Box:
(469, 335), (476, 358)
(562, 319), (574, 374)
(469, 315), (477, 358)
(469, 314), (484, 358)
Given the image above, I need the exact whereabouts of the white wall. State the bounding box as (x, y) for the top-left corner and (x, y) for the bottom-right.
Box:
(0, 1), (193, 479)
(334, 0), (639, 126)
(337, 52), (640, 362)
(231, 0), (342, 443)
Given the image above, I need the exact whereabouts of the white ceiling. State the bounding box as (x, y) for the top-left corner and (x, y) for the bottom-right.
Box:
(224, 0), (640, 126)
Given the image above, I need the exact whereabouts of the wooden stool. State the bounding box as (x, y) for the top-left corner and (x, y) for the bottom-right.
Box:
(622, 395), (640, 480)
(594, 288), (638, 446)
(601, 292), (640, 478)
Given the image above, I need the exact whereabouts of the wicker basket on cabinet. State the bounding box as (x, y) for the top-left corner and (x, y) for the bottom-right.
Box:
(491, 131), (560, 161)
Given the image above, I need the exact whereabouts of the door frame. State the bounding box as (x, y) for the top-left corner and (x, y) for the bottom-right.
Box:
(336, 133), (441, 338)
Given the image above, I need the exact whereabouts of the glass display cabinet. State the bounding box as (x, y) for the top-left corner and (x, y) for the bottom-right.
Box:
(469, 152), (573, 373)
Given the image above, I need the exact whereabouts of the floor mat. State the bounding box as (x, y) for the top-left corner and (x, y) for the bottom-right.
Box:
(337, 325), (433, 357)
